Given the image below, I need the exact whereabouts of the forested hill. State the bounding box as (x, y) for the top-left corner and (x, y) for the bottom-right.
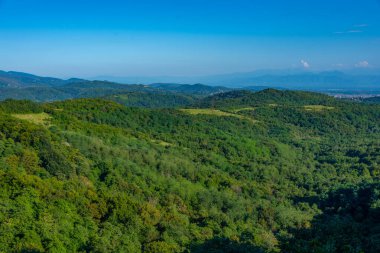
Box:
(0, 90), (379, 252)
(0, 71), (232, 103)
(1, 70), (379, 107)
(197, 89), (336, 108)
(0, 70), (85, 87)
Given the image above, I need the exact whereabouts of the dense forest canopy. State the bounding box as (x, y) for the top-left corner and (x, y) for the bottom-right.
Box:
(0, 89), (379, 252)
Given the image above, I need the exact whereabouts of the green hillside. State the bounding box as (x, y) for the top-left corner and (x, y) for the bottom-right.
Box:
(104, 92), (195, 108)
(197, 89), (336, 108)
(0, 81), (207, 107)
(0, 91), (379, 252)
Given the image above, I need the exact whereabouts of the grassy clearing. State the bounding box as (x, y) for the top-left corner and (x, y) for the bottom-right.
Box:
(180, 109), (257, 123)
(12, 113), (52, 126)
(152, 140), (173, 147)
(304, 105), (335, 112)
(181, 109), (238, 117)
(231, 107), (256, 113)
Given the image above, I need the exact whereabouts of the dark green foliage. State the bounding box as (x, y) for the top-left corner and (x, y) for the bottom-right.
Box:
(105, 92), (195, 108)
(362, 96), (380, 104)
(0, 82), (200, 108)
(191, 238), (265, 253)
(282, 183), (380, 253)
(0, 90), (379, 252)
(197, 89), (336, 108)
(150, 83), (231, 95)
(0, 99), (43, 113)
(0, 81), (159, 102)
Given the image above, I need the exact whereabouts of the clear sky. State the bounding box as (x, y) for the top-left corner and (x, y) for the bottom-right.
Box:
(0, 0), (379, 78)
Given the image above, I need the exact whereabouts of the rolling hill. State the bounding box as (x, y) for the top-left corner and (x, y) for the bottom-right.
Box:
(196, 89), (336, 108)
(0, 70), (85, 87)
(0, 71), (231, 104)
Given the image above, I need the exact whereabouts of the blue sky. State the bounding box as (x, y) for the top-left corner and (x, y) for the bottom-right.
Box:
(0, 0), (379, 78)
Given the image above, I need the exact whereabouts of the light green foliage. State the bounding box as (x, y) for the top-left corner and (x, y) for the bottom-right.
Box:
(303, 105), (335, 111)
(181, 108), (239, 116)
(12, 112), (52, 126)
(231, 107), (256, 113)
(180, 108), (257, 123)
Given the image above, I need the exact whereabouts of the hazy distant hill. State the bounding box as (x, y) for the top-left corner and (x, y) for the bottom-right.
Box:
(0, 70), (85, 87)
(97, 70), (380, 92)
(150, 83), (231, 95)
(0, 71), (229, 105)
(243, 85), (285, 91)
(200, 71), (380, 91)
(1, 70), (379, 105)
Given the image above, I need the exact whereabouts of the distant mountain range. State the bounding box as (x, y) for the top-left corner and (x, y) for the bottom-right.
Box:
(0, 70), (85, 87)
(1, 70), (380, 104)
(0, 71), (233, 103)
(221, 71), (379, 91)
(95, 69), (380, 93)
